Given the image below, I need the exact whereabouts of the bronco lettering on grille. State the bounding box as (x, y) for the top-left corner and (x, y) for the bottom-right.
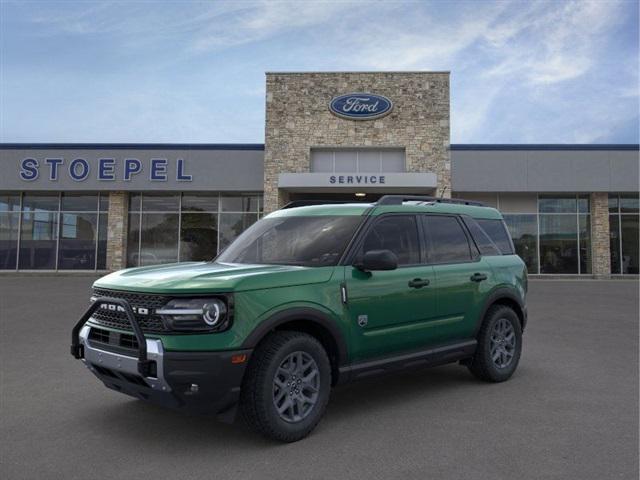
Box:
(99, 303), (150, 315)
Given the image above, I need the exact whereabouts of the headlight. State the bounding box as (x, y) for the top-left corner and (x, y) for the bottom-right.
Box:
(156, 298), (229, 332)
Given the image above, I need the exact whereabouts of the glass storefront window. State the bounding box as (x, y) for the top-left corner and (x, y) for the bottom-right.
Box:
(537, 195), (591, 274)
(22, 193), (59, 212)
(220, 195), (260, 213)
(58, 212), (98, 269)
(219, 213), (259, 251)
(139, 213), (179, 266)
(0, 192), (21, 212)
(19, 211), (58, 269)
(142, 193), (180, 212)
(127, 192), (261, 266)
(579, 215), (591, 274)
(127, 213), (141, 267)
(578, 195), (590, 214)
(610, 215), (621, 274)
(61, 193), (99, 211)
(620, 194), (639, 214)
(0, 212), (19, 269)
(0, 192), (108, 270)
(609, 194), (639, 275)
(182, 193), (219, 212)
(180, 213), (218, 261)
(97, 213), (108, 269)
(503, 214), (538, 273)
(539, 214), (578, 274)
(538, 196), (577, 213)
(620, 216), (639, 274)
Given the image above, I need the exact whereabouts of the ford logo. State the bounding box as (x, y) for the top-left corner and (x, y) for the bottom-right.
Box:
(329, 93), (393, 120)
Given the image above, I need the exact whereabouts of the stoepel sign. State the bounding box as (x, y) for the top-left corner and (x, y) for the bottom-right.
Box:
(19, 157), (192, 182)
(329, 93), (393, 120)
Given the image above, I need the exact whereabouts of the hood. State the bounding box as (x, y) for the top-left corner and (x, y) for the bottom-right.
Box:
(93, 262), (336, 294)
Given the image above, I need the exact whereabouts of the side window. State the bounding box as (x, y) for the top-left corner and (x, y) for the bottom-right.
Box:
(463, 216), (501, 256)
(423, 215), (473, 263)
(476, 219), (515, 254)
(359, 215), (420, 266)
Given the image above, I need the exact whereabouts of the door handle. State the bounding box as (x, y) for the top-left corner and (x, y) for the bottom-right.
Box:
(470, 272), (488, 282)
(408, 278), (430, 288)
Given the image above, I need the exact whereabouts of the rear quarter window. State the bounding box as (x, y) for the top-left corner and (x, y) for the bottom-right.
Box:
(463, 217), (502, 256)
(476, 218), (515, 255)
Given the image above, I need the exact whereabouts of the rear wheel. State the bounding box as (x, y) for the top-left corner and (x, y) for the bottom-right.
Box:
(240, 331), (331, 442)
(468, 305), (522, 382)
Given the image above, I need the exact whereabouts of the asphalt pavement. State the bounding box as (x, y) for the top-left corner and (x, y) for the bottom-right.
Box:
(1, 276), (638, 480)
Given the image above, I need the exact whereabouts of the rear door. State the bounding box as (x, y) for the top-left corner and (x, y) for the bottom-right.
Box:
(345, 214), (437, 362)
(421, 214), (493, 342)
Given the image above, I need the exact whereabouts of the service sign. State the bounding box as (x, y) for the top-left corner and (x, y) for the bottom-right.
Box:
(329, 93), (393, 120)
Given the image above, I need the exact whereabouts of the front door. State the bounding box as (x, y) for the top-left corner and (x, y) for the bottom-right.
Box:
(344, 214), (437, 362)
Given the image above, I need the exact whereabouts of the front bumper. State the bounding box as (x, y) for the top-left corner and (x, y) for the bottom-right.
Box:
(72, 297), (251, 419)
(78, 326), (252, 417)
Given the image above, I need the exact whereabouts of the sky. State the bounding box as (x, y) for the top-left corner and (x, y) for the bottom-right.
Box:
(0, 0), (638, 144)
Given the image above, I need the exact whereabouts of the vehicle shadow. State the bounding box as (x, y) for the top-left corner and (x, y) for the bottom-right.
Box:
(79, 363), (493, 448)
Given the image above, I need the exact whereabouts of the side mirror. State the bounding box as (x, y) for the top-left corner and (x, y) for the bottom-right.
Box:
(355, 249), (398, 271)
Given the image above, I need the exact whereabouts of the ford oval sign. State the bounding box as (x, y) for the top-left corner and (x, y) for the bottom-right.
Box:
(329, 93), (393, 120)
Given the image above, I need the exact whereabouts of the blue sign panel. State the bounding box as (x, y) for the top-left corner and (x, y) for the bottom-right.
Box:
(329, 93), (393, 120)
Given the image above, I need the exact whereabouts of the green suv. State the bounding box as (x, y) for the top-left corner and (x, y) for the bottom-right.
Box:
(71, 195), (527, 442)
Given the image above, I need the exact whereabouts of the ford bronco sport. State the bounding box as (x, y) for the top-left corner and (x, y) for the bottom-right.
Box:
(71, 195), (527, 442)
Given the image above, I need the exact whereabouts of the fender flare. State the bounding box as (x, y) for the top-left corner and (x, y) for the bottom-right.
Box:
(475, 287), (526, 335)
(241, 307), (349, 366)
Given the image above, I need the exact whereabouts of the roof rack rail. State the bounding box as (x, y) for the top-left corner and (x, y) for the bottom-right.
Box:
(376, 195), (486, 207)
(281, 200), (361, 209)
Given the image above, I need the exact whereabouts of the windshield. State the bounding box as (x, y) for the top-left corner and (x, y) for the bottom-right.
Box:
(216, 215), (362, 267)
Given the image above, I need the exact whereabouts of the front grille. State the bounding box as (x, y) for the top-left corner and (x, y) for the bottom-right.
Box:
(88, 326), (139, 351)
(90, 288), (169, 333)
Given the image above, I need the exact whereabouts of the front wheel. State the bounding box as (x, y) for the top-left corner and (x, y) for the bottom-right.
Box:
(468, 305), (522, 382)
(240, 331), (331, 442)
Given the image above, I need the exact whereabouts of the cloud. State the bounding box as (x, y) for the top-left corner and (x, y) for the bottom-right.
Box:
(2, 0), (637, 143)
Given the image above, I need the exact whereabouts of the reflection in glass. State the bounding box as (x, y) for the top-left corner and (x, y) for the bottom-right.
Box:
(577, 195), (590, 214)
(61, 193), (98, 211)
(620, 216), (639, 274)
(620, 194), (639, 214)
(503, 214), (538, 273)
(126, 213), (140, 267)
(19, 211), (58, 269)
(609, 215), (621, 274)
(539, 215), (578, 274)
(142, 193), (179, 212)
(57, 213), (97, 269)
(139, 213), (179, 265)
(22, 193), (59, 212)
(0, 193), (21, 212)
(219, 213), (258, 251)
(538, 196), (577, 213)
(579, 215), (591, 274)
(181, 193), (219, 212)
(97, 212), (108, 269)
(99, 193), (109, 212)
(220, 195), (260, 212)
(0, 212), (19, 269)
(180, 213), (218, 261)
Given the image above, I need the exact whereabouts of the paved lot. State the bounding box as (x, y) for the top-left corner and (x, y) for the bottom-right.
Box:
(1, 277), (638, 480)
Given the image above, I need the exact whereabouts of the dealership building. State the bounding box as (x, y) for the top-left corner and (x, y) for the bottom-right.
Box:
(0, 72), (638, 276)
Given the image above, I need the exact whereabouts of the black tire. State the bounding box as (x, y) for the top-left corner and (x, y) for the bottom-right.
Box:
(468, 305), (522, 382)
(240, 331), (332, 442)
